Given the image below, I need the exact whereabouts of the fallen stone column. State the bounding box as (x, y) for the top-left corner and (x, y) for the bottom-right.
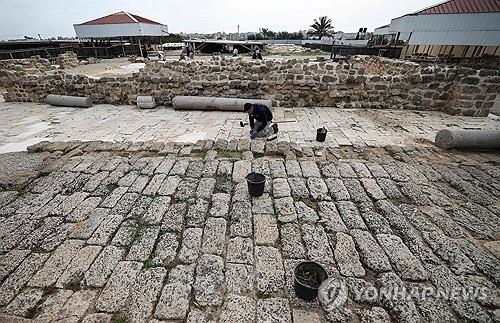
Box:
(137, 96), (156, 109)
(46, 94), (93, 108)
(172, 96), (272, 112)
(435, 129), (500, 149)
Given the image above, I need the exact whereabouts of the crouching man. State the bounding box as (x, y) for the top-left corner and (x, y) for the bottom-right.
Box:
(244, 102), (278, 140)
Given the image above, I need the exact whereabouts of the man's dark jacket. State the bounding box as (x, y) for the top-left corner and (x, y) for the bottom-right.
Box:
(249, 104), (273, 132)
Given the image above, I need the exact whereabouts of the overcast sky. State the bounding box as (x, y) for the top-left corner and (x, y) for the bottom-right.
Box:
(0, 0), (438, 40)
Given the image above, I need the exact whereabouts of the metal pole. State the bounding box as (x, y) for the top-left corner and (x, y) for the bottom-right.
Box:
(138, 38), (143, 57)
(120, 36), (125, 57)
(92, 38), (97, 58)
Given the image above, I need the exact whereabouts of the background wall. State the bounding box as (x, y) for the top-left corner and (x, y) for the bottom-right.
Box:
(1, 55), (498, 116)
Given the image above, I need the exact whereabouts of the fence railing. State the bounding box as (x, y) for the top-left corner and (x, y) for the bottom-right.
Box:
(263, 40), (304, 45)
(0, 44), (141, 61)
(303, 43), (403, 59)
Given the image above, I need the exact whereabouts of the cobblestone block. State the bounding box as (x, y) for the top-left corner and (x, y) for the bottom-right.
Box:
(169, 159), (190, 176)
(255, 246), (285, 295)
(0, 253), (49, 306)
(84, 245), (125, 287)
(126, 267), (167, 323)
(143, 173), (166, 196)
(167, 264), (195, 286)
(153, 232), (179, 266)
(194, 254), (225, 306)
(334, 232), (365, 277)
(161, 202), (186, 232)
(317, 201), (348, 233)
(157, 176), (182, 196)
(285, 160), (302, 177)
(29, 239), (84, 288)
(294, 201), (319, 223)
(127, 226), (160, 261)
(178, 228), (203, 264)
(197, 177), (216, 199)
(186, 198), (209, 228)
(351, 229), (391, 272)
(6, 288), (42, 315)
(155, 283), (191, 320)
(257, 298), (291, 323)
(307, 177), (331, 201)
(351, 162), (372, 178)
(300, 161), (321, 177)
(35, 289), (74, 322)
(209, 193), (231, 218)
(229, 201), (253, 237)
(275, 197), (298, 223)
(95, 261), (143, 312)
(254, 213), (279, 245)
(376, 234), (428, 281)
(252, 193), (274, 214)
(301, 223), (335, 264)
(273, 178), (291, 198)
(227, 237), (253, 264)
(280, 223), (306, 259)
(220, 294), (256, 323)
(87, 212), (124, 245)
(56, 245), (101, 288)
(225, 263), (254, 294)
(202, 217), (227, 256)
(142, 196), (170, 224)
(336, 201), (368, 230)
(288, 178), (309, 199)
(325, 178), (350, 201)
(374, 272), (423, 322)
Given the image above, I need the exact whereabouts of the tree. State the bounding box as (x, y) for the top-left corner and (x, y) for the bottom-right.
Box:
(276, 31), (290, 39)
(309, 16), (334, 39)
(259, 28), (275, 39)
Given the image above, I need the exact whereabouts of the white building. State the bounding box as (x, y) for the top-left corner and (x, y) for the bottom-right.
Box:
(376, 0), (500, 59)
(74, 12), (168, 39)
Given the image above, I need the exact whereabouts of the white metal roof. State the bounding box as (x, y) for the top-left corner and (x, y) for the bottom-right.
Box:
(373, 25), (395, 35)
(73, 12), (168, 38)
(74, 23), (168, 38)
(390, 12), (500, 45)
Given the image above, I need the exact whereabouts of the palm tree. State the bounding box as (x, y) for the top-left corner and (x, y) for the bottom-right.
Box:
(309, 16), (334, 39)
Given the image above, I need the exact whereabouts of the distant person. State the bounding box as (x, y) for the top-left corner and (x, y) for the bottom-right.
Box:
(233, 48), (239, 57)
(252, 49), (263, 60)
(244, 102), (278, 140)
(188, 43), (195, 59)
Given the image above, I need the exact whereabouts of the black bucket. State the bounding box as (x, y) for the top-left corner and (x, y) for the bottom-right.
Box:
(294, 261), (328, 301)
(316, 127), (327, 142)
(246, 172), (266, 197)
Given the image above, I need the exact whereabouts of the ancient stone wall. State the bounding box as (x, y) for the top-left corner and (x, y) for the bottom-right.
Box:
(357, 56), (499, 116)
(2, 55), (498, 116)
(0, 52), (80, 88)
(57, 52), (79, 69)
(0, 56), (53, 87)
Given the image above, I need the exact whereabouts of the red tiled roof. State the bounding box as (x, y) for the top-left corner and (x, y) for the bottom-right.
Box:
(80, 11), (162, 25)
(415, 0), (500, 15)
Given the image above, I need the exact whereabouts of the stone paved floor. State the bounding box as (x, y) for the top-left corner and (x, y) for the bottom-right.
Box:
(0, 140), (499, 322)
(1, 95), (500, 154)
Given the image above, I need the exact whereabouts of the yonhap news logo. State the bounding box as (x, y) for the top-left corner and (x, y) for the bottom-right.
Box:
(318, 277), (488, 310)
